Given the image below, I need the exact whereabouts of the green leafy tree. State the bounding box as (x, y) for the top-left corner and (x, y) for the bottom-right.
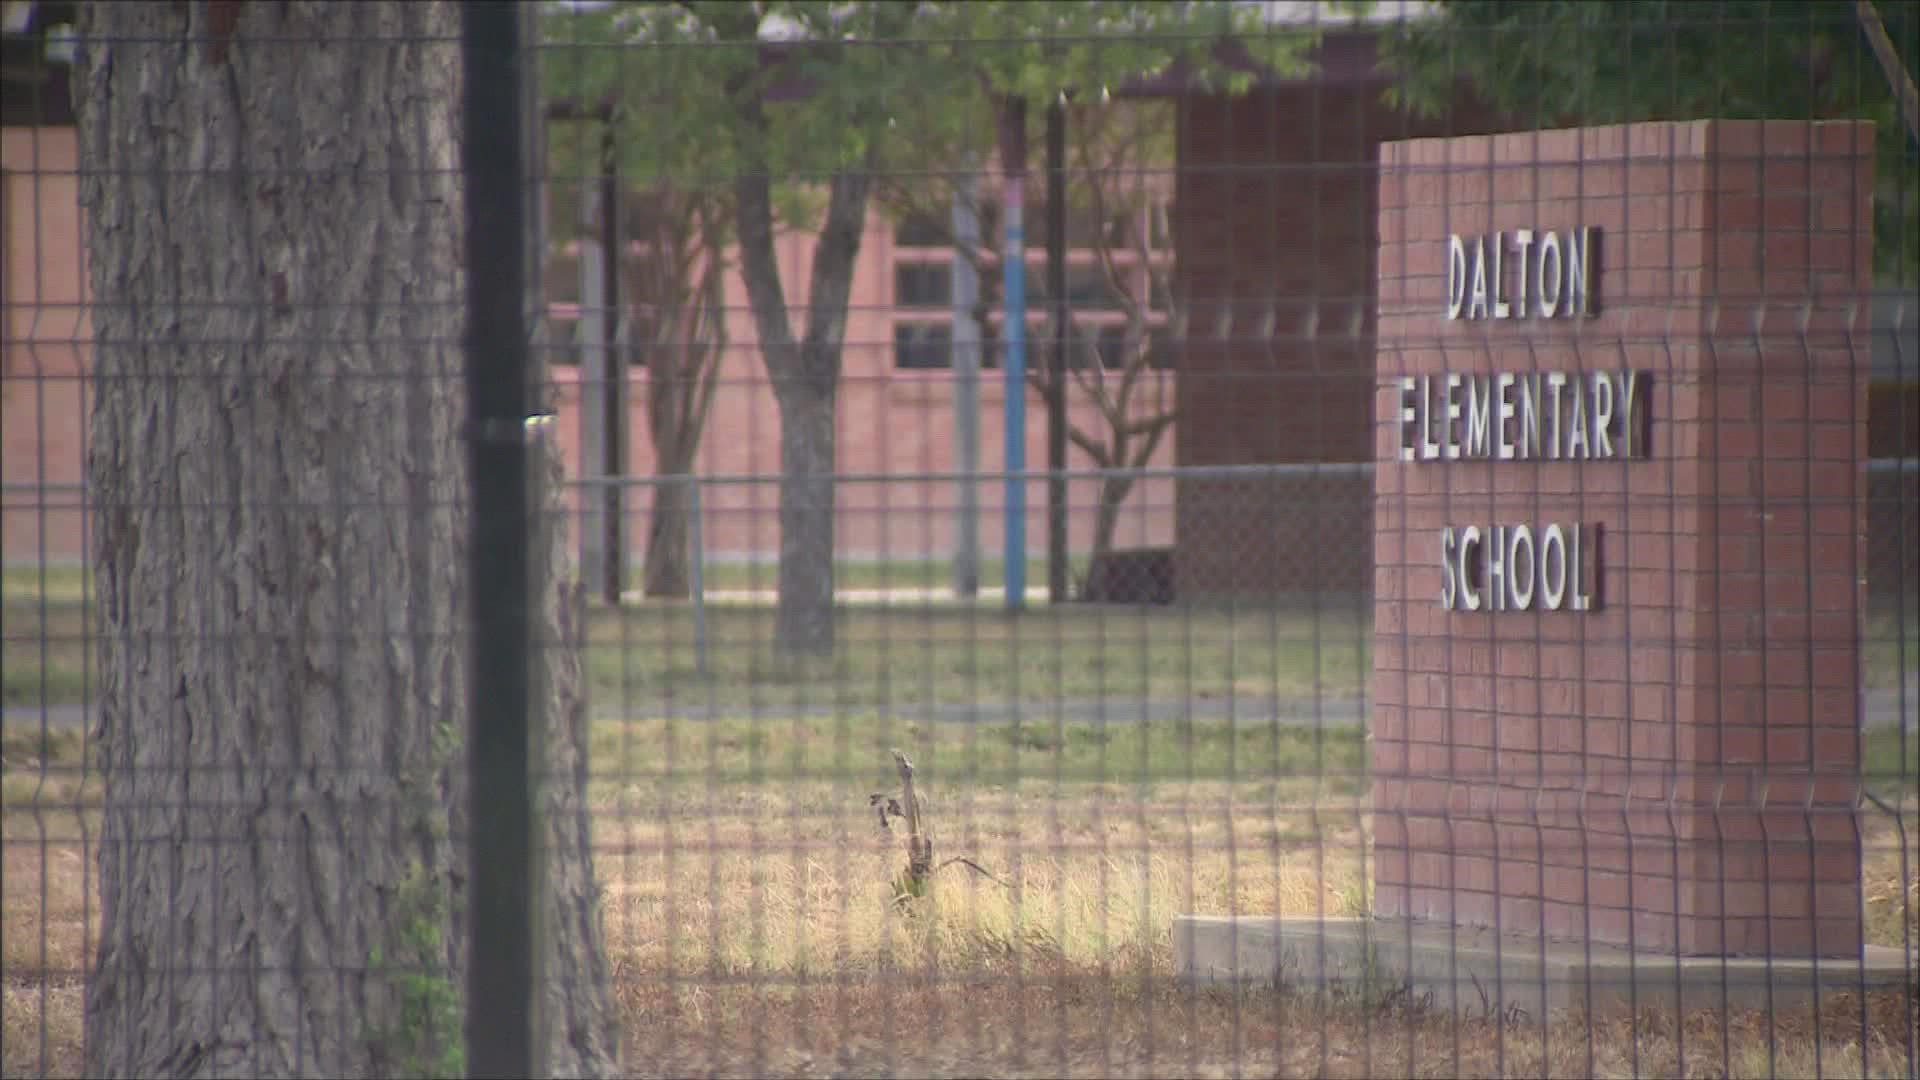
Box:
(868, 0), (1327, 594)
(542, 12), (740, 603)
(1374, 0), (1920, 283)
(547, 1), (1322, 653)
(545, 1), (924, 655)
(626, 185), (730, 599)
(1052, 102), (1184, 586)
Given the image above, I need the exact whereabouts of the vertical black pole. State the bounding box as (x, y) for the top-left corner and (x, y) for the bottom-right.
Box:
(1046, 100), (1070, 603)
(600, 120), (625, 605)
(999, 97), (1029, 611)
(461, 4), (535, 1077)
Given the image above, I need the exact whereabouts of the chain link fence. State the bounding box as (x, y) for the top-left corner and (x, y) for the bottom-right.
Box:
(2, 1), (1916, 1078)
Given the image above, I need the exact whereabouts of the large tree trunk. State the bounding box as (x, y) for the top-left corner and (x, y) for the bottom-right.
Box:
(73, 4), (617, 1076)
(1090, 477), (1131, 572)
(527, 444), (623, 1078)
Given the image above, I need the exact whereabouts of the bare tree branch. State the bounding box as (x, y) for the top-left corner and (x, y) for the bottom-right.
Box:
(1067, 425), (1112, 465)
(1042, 101), (1183, 570)
(870, 97), (1183, 577)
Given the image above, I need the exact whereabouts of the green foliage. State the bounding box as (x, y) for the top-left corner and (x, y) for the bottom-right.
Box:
(542, 3), (916, 197)
(918, 0), (1315, 105)
(366, 864), (464, 1080)
(1374, 0), (1920, 283)
(871, 0), (1325, 230)
(366, 717), (461, 1080)
(540, 1), (1329, 234)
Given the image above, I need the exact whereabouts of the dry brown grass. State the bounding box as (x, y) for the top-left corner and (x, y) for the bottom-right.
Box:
(591, 780), (1373, 980)
(613, 978), (1920, 1079)
(3, 791), (91, 1080)
(4, 768), (1916, 1079)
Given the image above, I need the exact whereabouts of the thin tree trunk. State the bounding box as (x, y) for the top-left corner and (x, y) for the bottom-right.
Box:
(1090, 478), (1131, 575)
(639, 220), (723, 602)
(641, 438), (696, 599)
(773, 378), (838, 656)
(73, 4), (617, 1076)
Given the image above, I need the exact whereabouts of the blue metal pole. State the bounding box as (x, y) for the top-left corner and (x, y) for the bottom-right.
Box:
(1001, 100), (1028, 612)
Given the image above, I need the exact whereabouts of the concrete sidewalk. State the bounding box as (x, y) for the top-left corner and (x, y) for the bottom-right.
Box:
(1174, 914), (1919, 1018)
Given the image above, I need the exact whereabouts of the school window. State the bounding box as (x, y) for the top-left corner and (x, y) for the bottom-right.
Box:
(894, 211), (948, 248)
(1029, 266), (1128, 311)
(894, 263), (952, 308)
(893, 321), (953, 369)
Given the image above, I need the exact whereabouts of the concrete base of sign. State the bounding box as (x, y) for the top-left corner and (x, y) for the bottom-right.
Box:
(1173, 915), (1917, 1019)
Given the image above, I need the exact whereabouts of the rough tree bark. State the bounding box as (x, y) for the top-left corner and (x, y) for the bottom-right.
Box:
(74, 3), (618, 1076)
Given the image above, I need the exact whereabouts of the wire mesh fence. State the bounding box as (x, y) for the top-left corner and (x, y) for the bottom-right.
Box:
(2, 1), (1917, 1078)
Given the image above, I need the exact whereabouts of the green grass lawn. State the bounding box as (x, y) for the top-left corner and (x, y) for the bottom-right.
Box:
(685, 554), (1069, 594)
(7, 708), (1907, 800)
(0, 558), (1065, 601)
(584, 707), (1370, 793)
(584, 599), (1371, 711)
(0, 564), (88, 603)
(4, 563), (1915, 714)
(1, 563), (1374, 710)
(1863, 723), (1920, 802)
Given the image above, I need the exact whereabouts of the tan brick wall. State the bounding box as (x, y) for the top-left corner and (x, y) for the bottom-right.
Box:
(542, 359), (1177, 563)
(542, 197), (1177, 561)
(1371, 120), (1874, 958)
(2, 128), (1175, 567)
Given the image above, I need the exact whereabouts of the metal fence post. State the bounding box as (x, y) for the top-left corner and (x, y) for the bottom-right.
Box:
(461, 3), (538, 1076)
(1046, 98), (1069, 605)
(577, 153), (610, 599)
(689, 474), (709, 677)
(952, 166), (982, 599)
(999, 96), (1029, 613)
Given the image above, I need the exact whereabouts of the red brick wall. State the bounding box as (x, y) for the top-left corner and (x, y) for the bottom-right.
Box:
(1371, 120), (1874, 958)
(1170, 86), (1508, 597)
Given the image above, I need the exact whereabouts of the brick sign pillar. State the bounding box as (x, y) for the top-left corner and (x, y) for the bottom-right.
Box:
(1371, 120), (1875, 959)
